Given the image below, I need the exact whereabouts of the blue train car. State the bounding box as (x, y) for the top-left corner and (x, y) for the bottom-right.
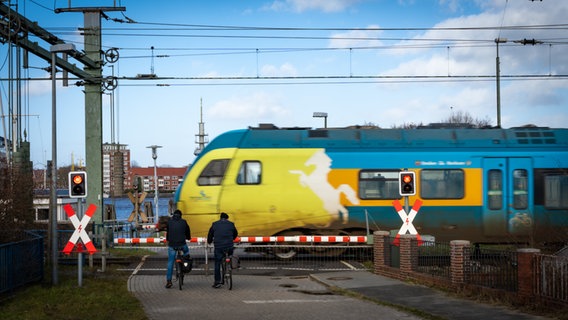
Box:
(175, 124), (568, 249)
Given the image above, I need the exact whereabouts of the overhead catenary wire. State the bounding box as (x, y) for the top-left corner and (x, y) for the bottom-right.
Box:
(11, 7), (567, 87)
(28, 15), (567, 62)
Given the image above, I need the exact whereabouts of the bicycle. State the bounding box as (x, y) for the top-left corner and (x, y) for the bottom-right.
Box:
(174, 248), (191, 290)
(221, 249), (233, 290)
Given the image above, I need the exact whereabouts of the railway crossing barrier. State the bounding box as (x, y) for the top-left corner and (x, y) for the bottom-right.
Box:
(114, 235), (368, 245)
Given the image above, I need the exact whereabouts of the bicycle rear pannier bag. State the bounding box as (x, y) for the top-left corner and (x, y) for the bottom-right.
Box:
(182, 255), (193, 273)
(231, 255), (240, 269)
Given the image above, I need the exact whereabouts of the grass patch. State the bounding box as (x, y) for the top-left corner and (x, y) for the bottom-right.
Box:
(1, 251), (152, 320)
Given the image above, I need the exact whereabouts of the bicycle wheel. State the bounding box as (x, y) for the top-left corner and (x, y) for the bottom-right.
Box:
(220, 258), (226, 285)
(175, 253), (183, 290)
(178, 260), (184, 290)
(174, 259), (180, 286)
(224, 259), (232, 290)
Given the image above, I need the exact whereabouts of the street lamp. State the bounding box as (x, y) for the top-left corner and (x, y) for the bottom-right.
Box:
(49, 43), (76, 285)
(495, 38), (507, 128)
(313, 112), (328, 128)
(147, 145), (162, 222)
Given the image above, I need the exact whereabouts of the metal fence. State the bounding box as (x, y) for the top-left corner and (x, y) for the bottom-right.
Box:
(95, 221), (159, 246)
(465, 246), (518, 292)
(0, 231), (44, 295)
(535, 254), (568, 304)
(416, 240), (452, 280)
(235, 244), (371, 273)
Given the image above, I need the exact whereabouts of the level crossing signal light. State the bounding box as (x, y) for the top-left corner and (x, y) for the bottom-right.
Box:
(69, 171), (87, 198)
(399, 171), (416, 196)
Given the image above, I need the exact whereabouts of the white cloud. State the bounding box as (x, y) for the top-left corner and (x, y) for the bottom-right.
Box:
(267, 0), (360, 13)
(329, 25), (383, 48)
(382, 54), (450, 76)
(438, 0), (461, 13)
(261, 63), (298, 77)
(208, 92), (290, 120)
(27, 74), (52, 95)
(199, 70), (221, 78)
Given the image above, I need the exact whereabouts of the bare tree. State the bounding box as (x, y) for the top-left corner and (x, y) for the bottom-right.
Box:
(441, 110), (492, 128)
(0, 159), (35, 243)
(391, 111), (492, 129)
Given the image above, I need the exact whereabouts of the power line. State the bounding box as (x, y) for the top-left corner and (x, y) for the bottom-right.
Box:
(111, 74), (568, 87)
(103, 21), (568, 32)
(3, 73), (566, 83)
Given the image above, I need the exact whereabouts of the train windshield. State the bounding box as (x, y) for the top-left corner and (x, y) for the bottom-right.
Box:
(197, 159), (230, 186)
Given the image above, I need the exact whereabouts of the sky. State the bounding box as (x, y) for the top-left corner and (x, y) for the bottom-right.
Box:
(1, 0), (567, 168)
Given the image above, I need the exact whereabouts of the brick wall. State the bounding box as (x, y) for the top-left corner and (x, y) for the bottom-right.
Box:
(372, 231), (562, 307)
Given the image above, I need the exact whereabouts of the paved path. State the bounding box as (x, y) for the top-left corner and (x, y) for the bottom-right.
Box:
(126, 250), (551, 320)
(128, 273), (422, 320)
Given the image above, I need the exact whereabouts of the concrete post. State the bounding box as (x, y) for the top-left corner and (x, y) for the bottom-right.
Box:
(84, 11), (103, 224)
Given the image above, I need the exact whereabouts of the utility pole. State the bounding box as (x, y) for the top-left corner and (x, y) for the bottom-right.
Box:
(0, 3), (125, 285)
(495, 38), (543, 128)
(55, 5), (125, 224)
(495, 38), (507, 128)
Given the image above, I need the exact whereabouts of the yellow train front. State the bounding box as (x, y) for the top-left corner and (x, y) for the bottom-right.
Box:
(175, 124), (568, 249)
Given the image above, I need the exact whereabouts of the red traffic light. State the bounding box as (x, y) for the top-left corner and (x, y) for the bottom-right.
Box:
(69, 171), (87, 198)
(399, 171), (416, 196)
(72, 174), (83, 185)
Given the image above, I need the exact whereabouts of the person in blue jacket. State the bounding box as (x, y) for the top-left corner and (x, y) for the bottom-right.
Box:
(165, 210), (191, 288)
(207, 212), (238, 288)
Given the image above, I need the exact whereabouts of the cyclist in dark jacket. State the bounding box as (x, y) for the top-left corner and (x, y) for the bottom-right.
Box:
(207, 212), (238, 288)
(165, 210), (191, 288)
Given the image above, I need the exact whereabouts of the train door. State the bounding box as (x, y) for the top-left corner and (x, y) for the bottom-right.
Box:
(482, 158), (534, 238)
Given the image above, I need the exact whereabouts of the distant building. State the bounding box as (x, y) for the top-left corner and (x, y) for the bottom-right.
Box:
(128, 166), (188, 193)
(30, 143), (186, 196)
(103, 143), (131, 197)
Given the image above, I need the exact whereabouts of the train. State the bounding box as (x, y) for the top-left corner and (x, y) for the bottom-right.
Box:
(174, 124), (568, 256)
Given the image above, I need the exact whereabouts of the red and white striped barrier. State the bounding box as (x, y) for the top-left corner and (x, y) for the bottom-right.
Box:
(114, 235), (368, 245)
(115, 237), (166, 244)
(237, 235), (367, 243)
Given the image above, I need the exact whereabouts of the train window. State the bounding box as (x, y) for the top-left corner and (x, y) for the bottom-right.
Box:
(359, 170), (400, 199)
(237, 161), (262, 185)
(420, 169), (465, 199)
(513, 169), (528, 209)
(197, 159), (229, 186)
(487, 170), (502, 210)
(544, 174), (568, 209)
